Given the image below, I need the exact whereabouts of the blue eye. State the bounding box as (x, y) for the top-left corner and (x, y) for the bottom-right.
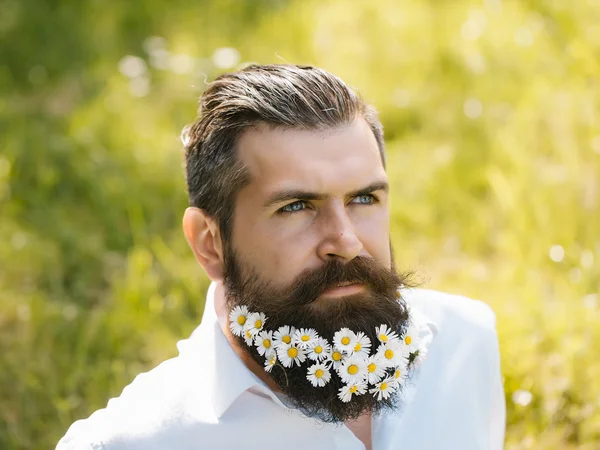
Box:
(280, 201), (307, 214)
(352, 195), (375, 204)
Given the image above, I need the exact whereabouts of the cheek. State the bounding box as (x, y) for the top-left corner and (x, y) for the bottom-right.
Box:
(352, 208), (391, 263)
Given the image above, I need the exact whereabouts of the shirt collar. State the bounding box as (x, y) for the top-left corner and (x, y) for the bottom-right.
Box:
(195, 282), (438, 419)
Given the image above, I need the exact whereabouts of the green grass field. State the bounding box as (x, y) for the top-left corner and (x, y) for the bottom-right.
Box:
(1, 0), (599, 448)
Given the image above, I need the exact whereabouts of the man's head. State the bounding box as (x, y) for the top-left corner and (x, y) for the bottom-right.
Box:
(182, 64), (414, 422)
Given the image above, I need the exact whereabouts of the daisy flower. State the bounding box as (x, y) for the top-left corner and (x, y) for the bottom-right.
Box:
(370, 377), (398, 401)
(338, 381), (367, 403)
(400, 322), (420, 355)
(273, 325), (296, 349)
(307, 337), (332, 362)
(228, 305), (249, 337)
(392, 361), (408, 383)
(243, 328), (255, 346)
(376, 340), (403, 368)
(375, 324), (399, 345)
(333, 328), (358, 355)
(264, 353), (277, 373)
(245, 312), (267, 337)
(365, 354), (387, 385)
(306, 363), (331, 387)
(276, 344), (306, 368)
(255, 330), (275, 357)
(292, 328), (318, 348)
(352, 332), (372, 358)
(329, 348), (345, 370)
(337, 354), (368, 384)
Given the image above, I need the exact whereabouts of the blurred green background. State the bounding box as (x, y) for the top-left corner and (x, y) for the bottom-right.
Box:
(1, 0), (599, 448)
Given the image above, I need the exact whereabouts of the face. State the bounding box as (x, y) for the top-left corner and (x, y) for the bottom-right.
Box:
(231, 118), (392, 289)
(220, 118), (414, 423)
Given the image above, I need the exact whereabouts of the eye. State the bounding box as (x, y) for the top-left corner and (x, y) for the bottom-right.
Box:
(351, 194), (376, 205)
(279, 200), (308, 214)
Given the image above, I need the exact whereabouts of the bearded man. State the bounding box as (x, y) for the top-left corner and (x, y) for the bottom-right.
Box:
(57, 64), (506, 450)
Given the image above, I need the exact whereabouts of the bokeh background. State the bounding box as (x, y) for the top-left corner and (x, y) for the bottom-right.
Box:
(1, 0), (599, 448)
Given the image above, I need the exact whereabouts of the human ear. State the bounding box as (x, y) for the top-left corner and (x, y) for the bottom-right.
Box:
(182, 207), (224, 281)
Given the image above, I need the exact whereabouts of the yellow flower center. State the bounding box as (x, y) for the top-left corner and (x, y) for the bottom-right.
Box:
(394, 370), (400, 379)
(347, 364), (359, 375)
(341, 337), (350, 345)
(245, 330), (252, 338)
(237, 316), (246, 325)
(380, 382), (388, 391)
(255, 320), (262, 328)
(350, 385), (358, 393)
(368, 363), (377, 373)
(263, 339), (271, 348)
(405, 336), (412, 345)
(269, 356), (276, 365)
(379, 334), (388, 342)
(314, 345), (323, 354)
(315, 369), (324, 378)
(384, 349), (394, 360)
(282, 335), (291, 344)
(354, 343), (362, 352)
(287, 347), (298, 358)
(301, 335), (310, 342)
(332, 351), (342, 362)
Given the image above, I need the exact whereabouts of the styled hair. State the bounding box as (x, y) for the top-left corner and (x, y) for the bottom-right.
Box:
(182, 64), (385, 240)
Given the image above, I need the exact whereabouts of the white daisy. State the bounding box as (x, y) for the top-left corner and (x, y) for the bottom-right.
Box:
(352, 332), (372, 358)
(400, 322), (420, 355)
(273, 325), (296, 349)
(337, 354), (368, 384)
(376, 340), (403, 368)
(228, 305), (249, 337)
(333, 328), (358, 355)
(338, 381), (367, 403)
(370, 377), (398, 401)
(365, 354), (387, 385)
(392, 361), (408, 383)
(292, 328), (318, 348)
(306, 363), (331, 387)
(329, 348), (345, 370)
(245, 312), (267, 337)
(307, 337), (332, 362)
(255, 330), (275, 357)
(375, 324), (400, 345)
(264, 353), (277, 373)
(276, 344), (306, 368)
(243, 328), (255, 346)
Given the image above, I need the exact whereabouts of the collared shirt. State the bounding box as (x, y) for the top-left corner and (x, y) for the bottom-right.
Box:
(57, 283), (506, 450)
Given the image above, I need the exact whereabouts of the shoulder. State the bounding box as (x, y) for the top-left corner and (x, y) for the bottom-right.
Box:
(55, 349), (214, 450)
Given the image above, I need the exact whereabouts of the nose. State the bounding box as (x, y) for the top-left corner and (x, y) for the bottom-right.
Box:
(316, 204), (363, 262)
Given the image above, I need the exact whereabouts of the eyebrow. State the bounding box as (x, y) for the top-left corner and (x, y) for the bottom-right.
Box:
(263, 180), (389, 209)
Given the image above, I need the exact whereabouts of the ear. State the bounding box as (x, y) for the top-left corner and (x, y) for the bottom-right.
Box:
(182, 207), (225, 281)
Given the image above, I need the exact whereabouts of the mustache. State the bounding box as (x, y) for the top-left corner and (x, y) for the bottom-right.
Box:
(285, 256), (402, 306)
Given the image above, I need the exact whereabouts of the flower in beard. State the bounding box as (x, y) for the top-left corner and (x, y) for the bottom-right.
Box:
(306, 363), (331, 387)
(375, 324), (400, 345)
(292, 328), (318, 349)
(400, 322), (420, 356)
(277, 343), (306, 368)
(376, 339), (404, 368)
(243, 328), (255, 346)
(365, 354), (387, 385)
(264, 353), (277, 373)
(338, 381), (367, 403)
(392, 360), (408, 383)
(337, 354), (368, 384)
(352, 332), (371, 358)
(273, 325), (296, 349)
(228, 305), (249, 337)
(307, 337), (332, 362)
(370, 377), (398, 401)
(333, 328), (358, 355)
(255, 330), (275, 358)
(245, 312), (266, 337)
(329, 348), (345, 370)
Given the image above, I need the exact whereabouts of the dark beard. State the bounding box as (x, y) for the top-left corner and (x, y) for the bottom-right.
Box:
(223, 247), (415, 423)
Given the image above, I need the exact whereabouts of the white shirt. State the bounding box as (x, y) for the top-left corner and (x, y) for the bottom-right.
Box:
(57, 283), (505, 450)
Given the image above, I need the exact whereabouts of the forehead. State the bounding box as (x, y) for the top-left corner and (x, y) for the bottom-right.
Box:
(236, 118), (386, 196)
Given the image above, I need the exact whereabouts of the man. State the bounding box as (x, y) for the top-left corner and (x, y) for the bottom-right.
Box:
(57, 64), (505, 449)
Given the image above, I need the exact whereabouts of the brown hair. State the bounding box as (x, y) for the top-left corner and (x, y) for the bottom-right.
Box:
(182, 64), (385, 240)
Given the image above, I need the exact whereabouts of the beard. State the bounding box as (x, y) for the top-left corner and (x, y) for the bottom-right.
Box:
(222, 246), (414, 423)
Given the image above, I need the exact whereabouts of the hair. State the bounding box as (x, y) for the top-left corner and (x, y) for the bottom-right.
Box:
(182, 64), (386, 240)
